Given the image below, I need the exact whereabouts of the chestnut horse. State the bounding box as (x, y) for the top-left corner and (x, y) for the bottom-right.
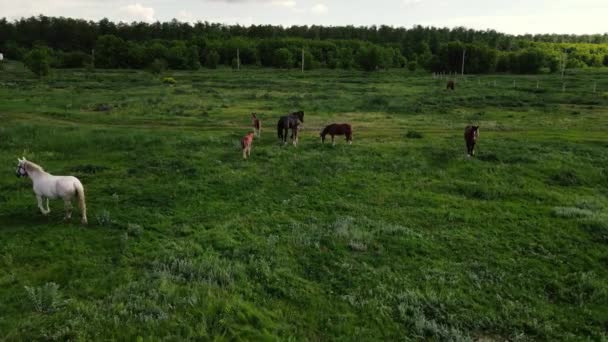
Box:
(321, 123), (352, 145)
(277, 111), (304, 146)
(251, 113), (262, 138)
(464, 125), (479, 157)
(241, 132), (254, 159)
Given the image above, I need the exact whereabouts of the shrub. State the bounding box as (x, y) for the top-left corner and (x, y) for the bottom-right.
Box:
(551, 207), (593, 218)
(24, 282), (65, 313)
(408, 61), (417, 71)
(162, 77), (177, 85)
(147, 58), (167, 75)
(24, 47), (51, 78)
(549, 170), (582, 186)
(273, 48), (293, 69)
(405, 130), (423, 139)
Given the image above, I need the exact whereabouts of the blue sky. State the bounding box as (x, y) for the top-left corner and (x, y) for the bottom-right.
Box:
(2, 0), (607, 34)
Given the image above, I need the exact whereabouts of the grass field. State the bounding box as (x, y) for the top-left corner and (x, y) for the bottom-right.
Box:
(1, 61), (607, 341)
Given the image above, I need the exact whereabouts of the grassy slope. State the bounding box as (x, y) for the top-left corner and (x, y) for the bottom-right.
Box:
(0, 62), (607, 340)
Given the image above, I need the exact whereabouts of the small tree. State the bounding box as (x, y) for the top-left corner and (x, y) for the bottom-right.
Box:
(273, 48), (293, 69)
(147, 58), (167, 75)
(337, 48), (354, 69)
(302, 50), (316, 70)
(205, 50), (220, 69)
(24, 47), (51, 78)
(407, 61), (417, 72)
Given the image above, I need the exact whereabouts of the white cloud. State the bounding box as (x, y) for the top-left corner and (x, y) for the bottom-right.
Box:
(311, 3), (328, 15)
(402, 0), (423, 5)
(207, 0), (296, 6)
(271, 0), (296, 7)
(119, 3), (155, 22)
(177, 10), (194, 23)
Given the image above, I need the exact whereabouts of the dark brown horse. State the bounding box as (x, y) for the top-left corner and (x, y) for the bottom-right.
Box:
(464, 125), (479, 157)
(251, 113), (262, 138)
(277, 111), (304, 146)
(447, 80), (455, 90)
(321, 123), (352, 145)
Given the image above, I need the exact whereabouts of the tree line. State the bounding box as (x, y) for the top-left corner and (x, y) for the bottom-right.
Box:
(2, 16), (608, 76)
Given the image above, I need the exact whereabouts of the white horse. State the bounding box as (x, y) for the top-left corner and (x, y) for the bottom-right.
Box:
(16, 157), (88, 225)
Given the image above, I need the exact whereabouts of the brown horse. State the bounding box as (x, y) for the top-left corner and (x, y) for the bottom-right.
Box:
(447, 80), (455, 90)
(277, 111), (304, 146)
(464, 125), (479, 157)
(251, 113), (262, 138)
(321, 123), (352, 145)
(241, 132), (255, 159)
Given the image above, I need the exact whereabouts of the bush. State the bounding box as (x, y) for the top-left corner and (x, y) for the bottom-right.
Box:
(162, 77), (177, 85)
(56, 51), (91, 68)
(408, 61), (417, 71)
(273, 48), (293, 69)
(24, 282), (65, 313)
(24, 47), (51, 78)
(551, 207), (593, 218)
(405, 130), (423, 139)
(302, 50), (316, 70)
(147, 58), (167, 75)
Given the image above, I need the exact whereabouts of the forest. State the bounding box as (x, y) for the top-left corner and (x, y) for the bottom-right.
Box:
(1, 16), (608, 74)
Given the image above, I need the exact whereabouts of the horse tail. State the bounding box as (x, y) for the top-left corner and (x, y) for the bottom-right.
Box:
(74, 181), (87, 225)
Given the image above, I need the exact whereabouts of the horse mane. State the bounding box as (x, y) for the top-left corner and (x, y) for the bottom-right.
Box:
(24, 160), (44, 173)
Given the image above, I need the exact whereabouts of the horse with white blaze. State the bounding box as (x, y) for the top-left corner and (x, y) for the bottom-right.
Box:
(16, 157), (88, 225)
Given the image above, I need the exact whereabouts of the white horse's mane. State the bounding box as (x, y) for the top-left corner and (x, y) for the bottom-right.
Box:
(23, 160), (44, 173)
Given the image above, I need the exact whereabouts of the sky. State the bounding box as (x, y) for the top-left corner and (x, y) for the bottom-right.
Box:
(1, 0), (607, 35)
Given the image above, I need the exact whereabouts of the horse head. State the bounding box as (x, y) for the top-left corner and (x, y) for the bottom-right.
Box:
(472, 126), (479, 140)
(15, 157), (28, 177)
(295, 111), (304, 123)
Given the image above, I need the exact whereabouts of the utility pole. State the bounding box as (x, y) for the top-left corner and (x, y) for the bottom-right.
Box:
(561, 51), (567, 79)
(461, 48), (466, 75)
(237, 48), (240, 71)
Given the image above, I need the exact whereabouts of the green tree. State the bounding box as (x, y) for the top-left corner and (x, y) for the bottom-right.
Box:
(273, 48), (293, 69)
(24, 47), (51, 78)
(205, 50), (220, 69)
(407, 61), (417, 71)
(95, 35), (128, 68)
(147, 58), (167, 75)
(337, 48), (354, 69)
(517, 48), (545, 74)
(302, 50), (316, 70)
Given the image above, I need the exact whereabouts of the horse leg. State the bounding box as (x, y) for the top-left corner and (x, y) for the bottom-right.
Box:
(283, 128), (288, 145)
(63, 198), (73, 220)
(471, 142), (476, 156)
(331, 135), (335, 146)
(37, 195), (50, 215)
(243, 147), (247, 159)
(293, 129), (298, 147)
